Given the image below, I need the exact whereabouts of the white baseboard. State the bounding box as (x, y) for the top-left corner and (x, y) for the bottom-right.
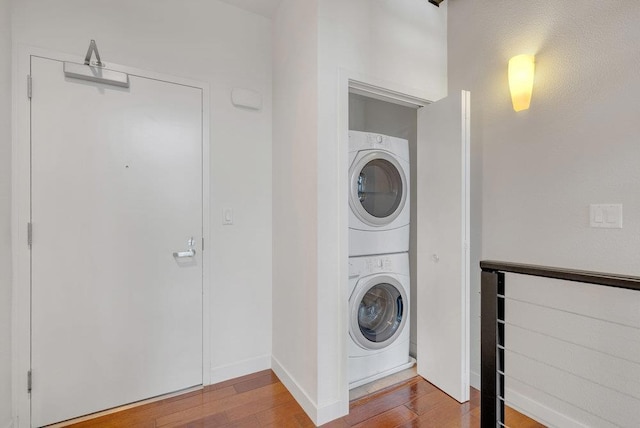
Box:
(316, 398), (347, 426)
(470, 370), (480, 390)
(506, 388), (587, 428)
(271, 356), (348, 426)
(271, 356), (320, 425)
(210, 354), (271, 385)
(470, 374), (587, 427)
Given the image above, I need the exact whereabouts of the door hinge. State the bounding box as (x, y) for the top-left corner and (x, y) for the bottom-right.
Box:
(27, 75), (32, 99)
(27, 370), (32, 393)
(202, 237), (204, 251)
(27, 222), (33, 248)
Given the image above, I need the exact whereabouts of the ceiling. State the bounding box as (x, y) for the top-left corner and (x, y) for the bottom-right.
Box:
(218, 0), (282, 18)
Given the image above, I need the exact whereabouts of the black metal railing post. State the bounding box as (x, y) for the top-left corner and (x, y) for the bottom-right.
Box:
(481, 270), (504, 427)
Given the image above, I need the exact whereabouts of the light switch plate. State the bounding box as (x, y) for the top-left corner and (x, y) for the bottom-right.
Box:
(223, 208), (233, 225)
(590, 204), (622, 228)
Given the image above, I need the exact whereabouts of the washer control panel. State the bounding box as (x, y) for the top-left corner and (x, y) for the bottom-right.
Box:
(350, 253), (409, 278)
(365, 256), (392, 273)
(367, 133), (388, 148)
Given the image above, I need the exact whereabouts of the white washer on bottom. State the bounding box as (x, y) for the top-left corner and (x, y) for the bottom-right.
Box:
(348, 252), (414, 389)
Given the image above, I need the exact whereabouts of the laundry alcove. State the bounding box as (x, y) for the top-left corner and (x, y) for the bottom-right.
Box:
(342, 81), (471, 404)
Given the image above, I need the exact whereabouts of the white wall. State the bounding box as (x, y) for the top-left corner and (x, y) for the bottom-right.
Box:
(11, 0), (273, 389)
(505, 274), (640, 427)
(448, 0), (640, 425)
(315, 0), (447, 422)
(271, 0), (319, 420)
(0, 0), (12, 424)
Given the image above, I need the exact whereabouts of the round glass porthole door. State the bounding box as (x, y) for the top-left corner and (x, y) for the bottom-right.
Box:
(350, 151), (407, 227)
(350, 276), (407, 350)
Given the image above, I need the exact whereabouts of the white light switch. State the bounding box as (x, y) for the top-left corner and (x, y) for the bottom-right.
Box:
(594, 206), (603, 223)
(590, 204), (622, 228)
(223, 208), (233, 225)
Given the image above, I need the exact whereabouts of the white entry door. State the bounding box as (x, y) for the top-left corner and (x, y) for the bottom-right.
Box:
(30, 56), (203, 427)
(416, 91), (470, 403)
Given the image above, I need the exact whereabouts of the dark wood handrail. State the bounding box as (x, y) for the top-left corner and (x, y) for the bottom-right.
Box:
(479, 261), (640, 427)
(480, 260), (640, 291)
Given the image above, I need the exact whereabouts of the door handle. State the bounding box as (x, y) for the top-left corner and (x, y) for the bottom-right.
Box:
(173, 237), (196, 258)
(173, 249), (196, 258)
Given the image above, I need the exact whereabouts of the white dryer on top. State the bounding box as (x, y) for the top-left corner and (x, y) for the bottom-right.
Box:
(349, 131), (410, 257)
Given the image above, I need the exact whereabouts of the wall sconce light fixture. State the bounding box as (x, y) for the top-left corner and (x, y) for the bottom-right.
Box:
(508, 54), (535, 112)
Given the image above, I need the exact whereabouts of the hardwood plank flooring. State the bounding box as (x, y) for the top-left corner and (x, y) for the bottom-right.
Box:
(62, 370), (544, 428)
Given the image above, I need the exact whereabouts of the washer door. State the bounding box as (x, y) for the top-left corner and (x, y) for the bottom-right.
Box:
(350, 151), (407, 227)
(350, 275), (407, 350)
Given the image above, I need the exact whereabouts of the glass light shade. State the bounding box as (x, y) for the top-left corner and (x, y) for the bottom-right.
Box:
(508, 54), (535, 112)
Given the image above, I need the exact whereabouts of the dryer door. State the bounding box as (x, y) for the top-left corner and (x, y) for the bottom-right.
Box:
(350, 275), (408, 350)
(349, 151), (407, 227)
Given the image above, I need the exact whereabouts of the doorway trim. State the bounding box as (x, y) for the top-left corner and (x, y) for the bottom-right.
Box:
(335, 69), (434, 418)
(12, 45), (212, 428)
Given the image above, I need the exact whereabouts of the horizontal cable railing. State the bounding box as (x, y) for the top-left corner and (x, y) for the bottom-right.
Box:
(480, 261), (640, 428)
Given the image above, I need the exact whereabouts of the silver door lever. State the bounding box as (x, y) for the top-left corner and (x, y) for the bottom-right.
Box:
(173, 249), (196, 258)
(173, 237), (196, 258)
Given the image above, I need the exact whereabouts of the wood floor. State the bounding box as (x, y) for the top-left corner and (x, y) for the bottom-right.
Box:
(64, 370), (544, 428)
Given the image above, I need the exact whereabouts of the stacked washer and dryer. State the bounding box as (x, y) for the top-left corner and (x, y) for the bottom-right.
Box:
(348, 130), (415, 389)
